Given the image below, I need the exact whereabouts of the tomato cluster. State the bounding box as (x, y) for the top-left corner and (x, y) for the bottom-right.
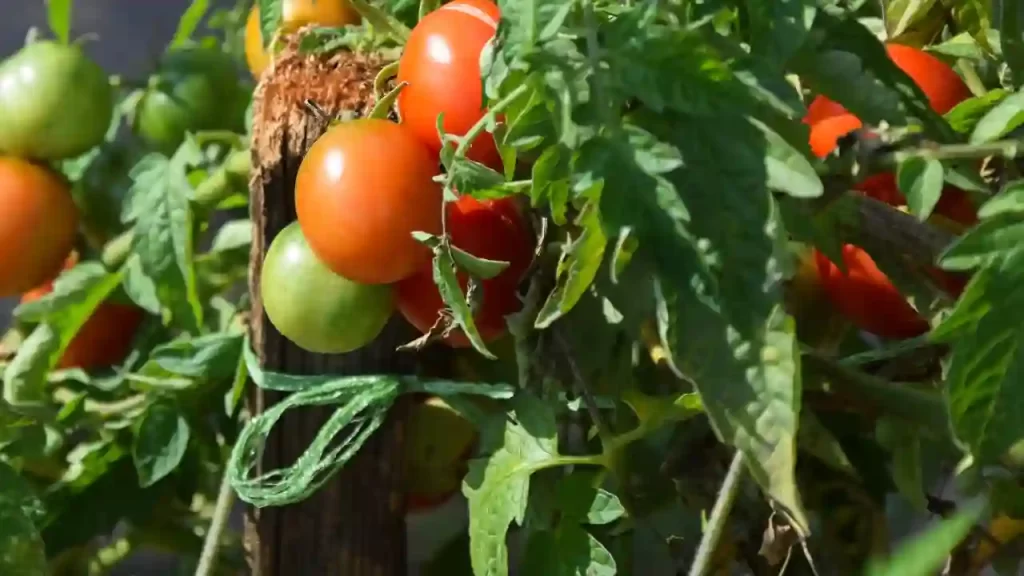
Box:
(260, 0), (535, 356)
(804, 43), (976, 340)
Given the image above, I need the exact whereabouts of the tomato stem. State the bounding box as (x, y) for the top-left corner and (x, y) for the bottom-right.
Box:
(687, 450), (746, 576)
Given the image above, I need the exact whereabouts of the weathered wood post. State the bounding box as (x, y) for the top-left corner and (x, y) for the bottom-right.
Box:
(244, 42), (412, 576)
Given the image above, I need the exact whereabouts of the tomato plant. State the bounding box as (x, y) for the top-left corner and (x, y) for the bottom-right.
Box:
(396, 195), (533, 347)
(396, 0), (502, 168)
(261, 221), (395, 354)
(0, 157), (78, 298)
(295, 117), (443, 285)
(135, 46), (249, 154)
(0, 41), (113, 160)
(244, 0), (362, 78)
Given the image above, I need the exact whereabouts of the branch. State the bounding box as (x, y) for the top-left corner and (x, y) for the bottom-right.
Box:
(194, 468), (237, 576)
(687, 450), (747, 576)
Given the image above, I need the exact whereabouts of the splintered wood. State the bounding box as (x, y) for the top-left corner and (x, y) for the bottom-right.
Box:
(245, 36), (411, 576)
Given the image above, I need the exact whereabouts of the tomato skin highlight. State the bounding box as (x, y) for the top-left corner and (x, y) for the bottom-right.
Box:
(396, 196), (533, 347)
(244, 1), (362, 78)
(397, 0), (502, 168)
(21, 256), (145, 371)
(135, 47), (248, 154)
(0, 158), (79, 298)
(803, 43), (971, 125)
(0, 41), (114, 160)
(295, 118), (444, 285)
(261, 221), (395, 354)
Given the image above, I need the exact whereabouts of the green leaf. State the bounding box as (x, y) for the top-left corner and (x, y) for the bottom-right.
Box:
(0, 499), (46, 576)
(934, 249), (1024, 464)
(753, 119), (823, 198)
(127, 146), (204, 332)
(970, 91), (1024, 144)
(3, 267), (125, 407)
(45, 0), (72, 44)
(432, 248), (496, 359)
(132, 400), (191, 487)
(258, 0), (283, 49)
(939, 212), (1024, 271)
(346, 0), (412, 43)
(876, 418), (927, 511)
(944, 0), (993, 53)
(521, 525), (617, 576)
(1001, 0), (1024, 87)
(535, 203), (607, 329)
(744, 0), (816, 67)
(463, 392), (566, 576)
(210, 218), (252, 252)
(797, 410), (859, 478)
(897, 156), (944, 220)
(0, 461), (45, 523)
(945, 90), (1010, 133)
(146, 332), (244, 382)
(554, 472), (625, 526)
(171, 0), (210, 48)
(865, 500), (983, 576)
(978, 180), (1024, 219)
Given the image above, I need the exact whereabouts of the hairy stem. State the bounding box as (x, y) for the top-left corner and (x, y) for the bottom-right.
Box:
(194, 468), (237, 576)
(687, 450), (746, 576)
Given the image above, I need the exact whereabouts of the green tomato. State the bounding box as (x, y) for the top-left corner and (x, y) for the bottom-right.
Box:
(403, 396), (477, 511)
(261, 221), (395, 354)
(135, 47), (248, 154)
(0, 41), (113, 160)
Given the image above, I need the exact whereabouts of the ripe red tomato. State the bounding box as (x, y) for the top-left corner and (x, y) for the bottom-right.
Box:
(21, 256), (145, 370)
(244, 0), (362, 78)
(0, 157), (79, 298)
(396, 0), (502, 168)
(396, 196), (532, 347)
(261, 221), (395, 353)
(803, 43), (971, 125)
(295, 118), (443, 285)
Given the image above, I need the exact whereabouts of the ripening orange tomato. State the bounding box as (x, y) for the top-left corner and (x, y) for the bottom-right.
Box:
(294, 118), (443, 285)
(803, 43), (972, 125)
(0, 157), (78, 298)
(244, 0), (362, 78)
(396, 0), (502, 168)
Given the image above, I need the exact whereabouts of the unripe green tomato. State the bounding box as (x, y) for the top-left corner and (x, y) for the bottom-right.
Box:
(135, 47), (247, 154)
(0, 41), (113, 160)
(261, 221), (395, 354)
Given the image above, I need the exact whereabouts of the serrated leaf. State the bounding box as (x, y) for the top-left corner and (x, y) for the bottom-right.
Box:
(45, 0), (72, 44)
(521, 525), (617, 576)
(535, 203), (607, 329)
(122, 254), (162, 315)
(171, 0), (210, 48)
(553, 472), (625, 526)
(886, 0), (940, 37)
(939, 212), (1024, 270)
(13, 262), (111, 322)
(147, 332), (244, 382)
(258, 0), (283, 49)
(132, 401), (190, 487)
(897, 156), (944, 220)
(978, 180), (1024, 219)
(127, 146), (204, 332)
(211, 219), (252, 252)
(433, 248), (496, 358)
(970, 91), (1024, 144)
(3, 267), (125, 406)
(463, 392), (564, 576)
(865, 501), (983, 576)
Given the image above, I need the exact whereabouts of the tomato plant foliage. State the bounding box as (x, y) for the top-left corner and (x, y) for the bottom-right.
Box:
(4, 0), (1024, 574)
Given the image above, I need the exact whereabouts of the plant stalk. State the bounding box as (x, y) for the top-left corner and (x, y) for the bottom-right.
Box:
(194, 468), (237, 576)
(687, 450), (746, 576)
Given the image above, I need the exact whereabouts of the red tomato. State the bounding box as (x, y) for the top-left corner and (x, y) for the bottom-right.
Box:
(21, 255), (145, 370)
(295, 118), (443, 285)
(396, 0), (502, 168)
(803, 43), (971, 125)
(0, 157), (79, 298)
(814, 246), (930, 340)
(396, 196), (533, 347)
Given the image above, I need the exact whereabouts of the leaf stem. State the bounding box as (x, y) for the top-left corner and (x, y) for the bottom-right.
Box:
(194, 467), (237, 576)
(687, 450), (746, 576)
(554, 330), (615, 446)
(552, 454), (607, 468)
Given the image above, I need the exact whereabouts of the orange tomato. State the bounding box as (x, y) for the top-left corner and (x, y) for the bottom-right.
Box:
(0, 157), (78, 298)
(395, 196), (533, 347)
(396, 0), (502, 168)
(803, 43), (971, 125)
(21, 255), (144, 370)
(244, 0), (362, 78)
(294, 118), (443, 285)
